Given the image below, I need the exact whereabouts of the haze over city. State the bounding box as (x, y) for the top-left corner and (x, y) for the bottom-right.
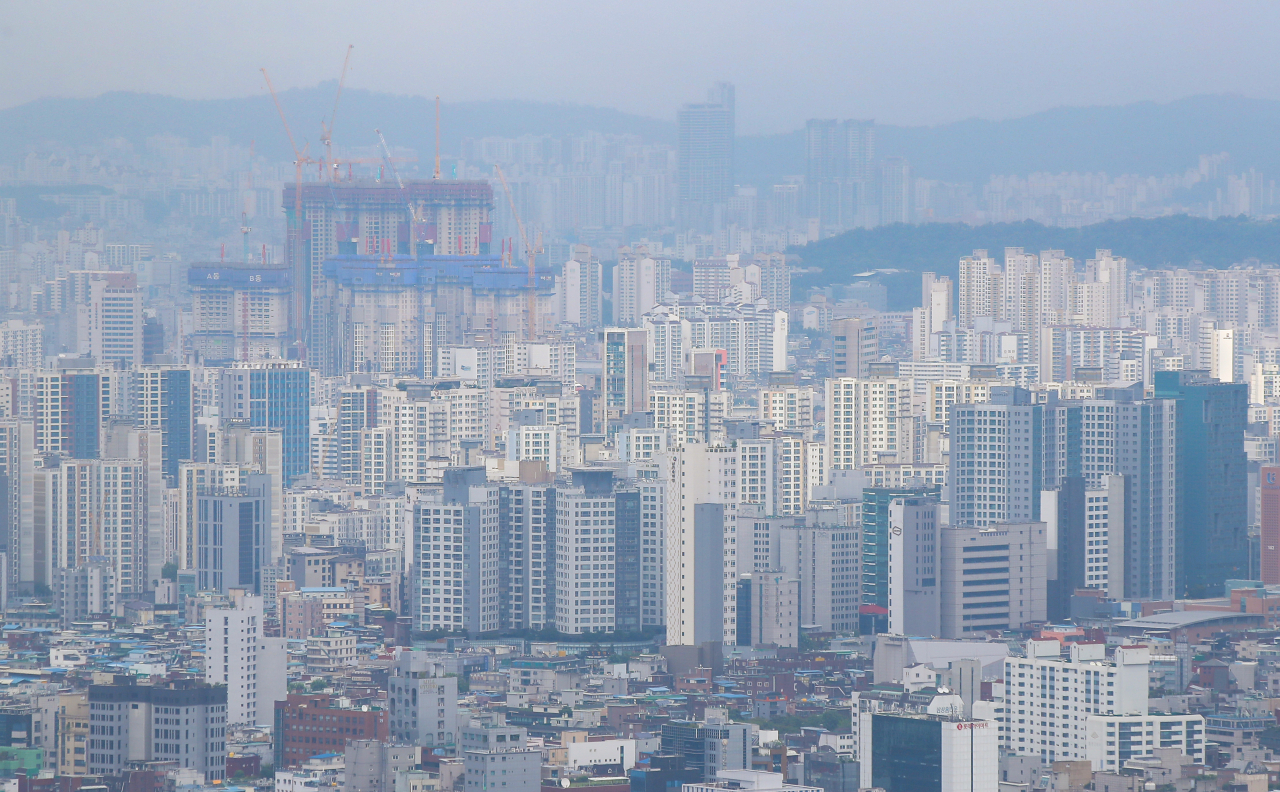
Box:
(0, 5), (1279, 792)
(5, 1), (1280, 130)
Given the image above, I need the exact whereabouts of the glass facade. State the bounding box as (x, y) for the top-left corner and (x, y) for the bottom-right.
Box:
(861, 486), (939, 607)
(1155, 371), (1249, 598)
(870, 715), (941, 792)
(248, 367), (310, 482)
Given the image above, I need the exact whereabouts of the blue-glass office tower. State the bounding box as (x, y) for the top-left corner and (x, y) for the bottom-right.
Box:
(136, 366), (193, 484)
(1155, 370), (1248, 598)
(159, 369), (192, 483)
(861, 485), (940, 608)
(65, 372), (102, 459)
(221, 364), (310, 483)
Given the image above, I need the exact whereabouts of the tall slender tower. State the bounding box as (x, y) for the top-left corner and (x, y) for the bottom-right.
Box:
(677, 84), (735, 231)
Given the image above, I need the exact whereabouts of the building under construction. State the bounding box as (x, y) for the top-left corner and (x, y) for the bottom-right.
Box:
(317, 253), (556, 377)
(282, 180), (496, 372)
(188, 264), (293, 363)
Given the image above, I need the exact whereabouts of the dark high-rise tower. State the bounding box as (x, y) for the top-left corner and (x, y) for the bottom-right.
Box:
(1154, 370), (1249, 598)
(677, 83), (735, 231)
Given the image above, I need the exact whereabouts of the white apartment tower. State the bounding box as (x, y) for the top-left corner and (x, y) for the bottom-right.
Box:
(75, 272), (142, 366)
(826, 376), (911, 471)
(615, 253), (671, 326)
(958, 250), (1000, 328)
(913, 272), (953, 360)
(410, 467), (499, 635)
(560, 245), (602, 328)
(661, 444), (740, 647)
(1002, 640), (1204, 770)
(555, 485), (617, 635)
(204, 591), (288, 727)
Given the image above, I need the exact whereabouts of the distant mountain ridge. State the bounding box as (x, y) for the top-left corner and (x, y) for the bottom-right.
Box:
(0, 83), (677, 165)
(3, 89), (1280, 184)
(739, 94), (1280, 186)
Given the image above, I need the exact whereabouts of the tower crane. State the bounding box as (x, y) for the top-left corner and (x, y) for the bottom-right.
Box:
(319, 45), (354, 180)
(494, 164), (540, 341)
(262, 66), (320, 360)
(375, 128), (425, 256)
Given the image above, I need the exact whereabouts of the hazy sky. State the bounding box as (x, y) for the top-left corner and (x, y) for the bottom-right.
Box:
(4, 1), (1279, 134)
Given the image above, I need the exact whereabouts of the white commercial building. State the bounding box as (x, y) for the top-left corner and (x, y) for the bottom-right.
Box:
(566, 738), (638, 770)
(203, 591), (288, 727)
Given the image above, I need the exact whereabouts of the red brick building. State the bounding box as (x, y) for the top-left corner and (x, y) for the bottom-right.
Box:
(273, 694), (387, 769)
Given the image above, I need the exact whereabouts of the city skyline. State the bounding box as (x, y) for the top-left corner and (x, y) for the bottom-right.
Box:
(0, 7), (1276, 792)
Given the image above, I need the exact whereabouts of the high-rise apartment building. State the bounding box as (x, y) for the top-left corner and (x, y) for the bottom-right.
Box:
(188, 264), (293, 362)
(804, 119), (876, 231)
(133, 363), (192, 484)
(950, 387), (1043, 528)
(75, 272), (142, 366)
(776, 523), (861, 634)
(661, 445), (738, 647)
(677, 84), (735, 231)
(879, 157), (912, 225)
(615, 253), (671, 326)
(560, 245), (602, 328)
(0, 419), (35, 597)
(650, 388), (730, 447)
(193, 474), (272, 594)
(555, 471), (617, 635)
(319, 254), (556, 376)
(603, 328), (648, 417)
(958, 250), (1000, 328)
(756, 252), (791, 311)
(736, 571), (800, 648)
(409, 467), (499, 636)
(499, 484), (557, 632)
(1040, 387), (1178, 601)
(1263, 465), (1280, 585)
(0, 320), (43, 369)
(758, 386), (816, 439)
(913, 272), (954, 360)
(826, 376), (910, 471)
(41, 457), (160, 596)
(34, 364), (126, 459)
(1074, 250), (1129, 327)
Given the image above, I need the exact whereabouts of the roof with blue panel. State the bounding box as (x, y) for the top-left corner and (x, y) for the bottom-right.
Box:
(322, 254), (553, 288)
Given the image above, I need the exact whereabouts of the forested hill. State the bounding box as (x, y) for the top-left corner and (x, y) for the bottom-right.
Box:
(790, 215), (1280, 310)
